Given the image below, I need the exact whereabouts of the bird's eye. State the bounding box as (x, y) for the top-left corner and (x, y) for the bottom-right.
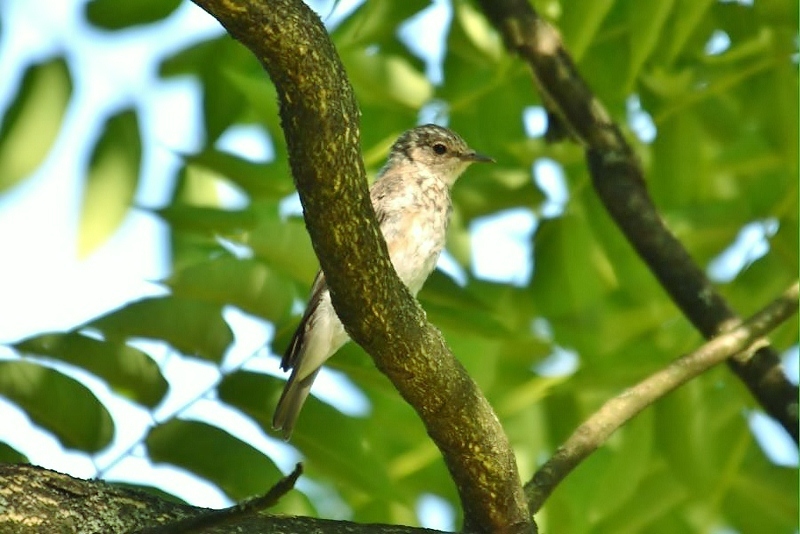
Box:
(432, 143), (447, 155)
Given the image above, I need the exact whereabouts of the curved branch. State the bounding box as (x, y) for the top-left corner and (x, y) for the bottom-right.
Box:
(477, 0), (798, 442)
(527, 281), (798, 512)
(189, 1), (532, 531)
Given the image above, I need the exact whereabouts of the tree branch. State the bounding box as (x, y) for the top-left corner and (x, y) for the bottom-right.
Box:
(0, 464), (440, 534)
(527, 281), (798, 513)
(189, 1), (533, 531)
(477, 0), (798, 442)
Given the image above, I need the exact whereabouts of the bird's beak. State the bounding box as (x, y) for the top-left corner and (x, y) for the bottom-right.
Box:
(463, 151), (495, 163)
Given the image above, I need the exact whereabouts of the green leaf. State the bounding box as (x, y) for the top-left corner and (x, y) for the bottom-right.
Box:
(87, 297), (233, 362)
(153, 204), (258, 235)
(186, 149), (293, 200)
(452, 164), (544, 224)
(79, 108), (141, 256)
(218, 371), (394, 499)
(145, 419), (282, 500)
(0, 58), (71, 192)
(724, 451), (799, 533)
(160, 37), (225, 78)
(449, 2), (504, 64)
(84, 0), (182, 30)
(663, 0), (716, 64)
(333, 1), (430, 50)
(0, 361), (113, 452)
(223, 70), (281, 129)
(587, 412), (655, 521)
(202, 72), (248, 145)
(443, 6), (528, 138)
(246, 212), (318, 286)
(530, 212), (612, 317)
(0, 442), (28, 464)
(420, 273), (514, 338)
(654, 375), (740, 496)
(649, 111), (705, 209)
(13, 332), (167, 408)
(558, 0), (615, 61)
(166, 256), (296, 322)
(592, 466), (689, 534)
(161, 36), (264, 143)
(342, 48), (432, 111)
(626, 1), (676, 88)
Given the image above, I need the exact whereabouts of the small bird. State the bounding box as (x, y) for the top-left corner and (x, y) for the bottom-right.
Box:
(273, 124), (493, 438)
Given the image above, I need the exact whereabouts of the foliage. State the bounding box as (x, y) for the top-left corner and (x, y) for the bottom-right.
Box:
(0, 0), (797, 532)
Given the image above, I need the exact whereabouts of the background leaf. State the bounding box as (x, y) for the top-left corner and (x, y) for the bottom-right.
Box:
(13, 332), (168, 408)
(0, 58), (71, 192)
(78, 108), (141, 256)
(87, 297), (234, 362)
(84, 0), (183, 29)
(145, 419), (282, 500)
(0, 361), (113, 452)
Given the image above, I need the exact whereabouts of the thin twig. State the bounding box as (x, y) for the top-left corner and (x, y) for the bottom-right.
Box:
(526, 282), (799, 512)
(135, 463), (303, 534)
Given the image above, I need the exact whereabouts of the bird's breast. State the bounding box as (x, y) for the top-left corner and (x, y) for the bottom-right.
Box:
(379, 181), (451, 295)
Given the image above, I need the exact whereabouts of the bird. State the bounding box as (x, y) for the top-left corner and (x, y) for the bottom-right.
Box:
(272, 124), (493, 439)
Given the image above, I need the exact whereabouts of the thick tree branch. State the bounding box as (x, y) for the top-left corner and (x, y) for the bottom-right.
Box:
(189, 1), (532, 531)
(0, 464), (440, 534)
(477, 0), (798, 442)
(526, 282), (799, 513)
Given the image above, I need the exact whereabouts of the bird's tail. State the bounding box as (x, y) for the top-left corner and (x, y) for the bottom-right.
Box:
(272, 368), (319, 440)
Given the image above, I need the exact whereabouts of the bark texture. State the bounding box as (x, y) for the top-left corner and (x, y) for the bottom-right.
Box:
(0, 464), (442, 534)
(189, 0), (534, 531)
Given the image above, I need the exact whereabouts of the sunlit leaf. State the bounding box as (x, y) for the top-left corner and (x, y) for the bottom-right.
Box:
(0, 58), (71, 192)
(724, 449), (799, 533)
(160, 34), (264, 143)
(78, 108), (141, 256)
(586, 412), (654, 521)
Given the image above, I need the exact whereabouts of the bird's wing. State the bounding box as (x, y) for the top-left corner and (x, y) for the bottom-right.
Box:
(281, 270), (327, 371)
(282, 178), (396, 372)
(371, 183), (389, 227)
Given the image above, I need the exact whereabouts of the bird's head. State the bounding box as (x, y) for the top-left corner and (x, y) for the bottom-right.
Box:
(386, 124), (493, 186)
